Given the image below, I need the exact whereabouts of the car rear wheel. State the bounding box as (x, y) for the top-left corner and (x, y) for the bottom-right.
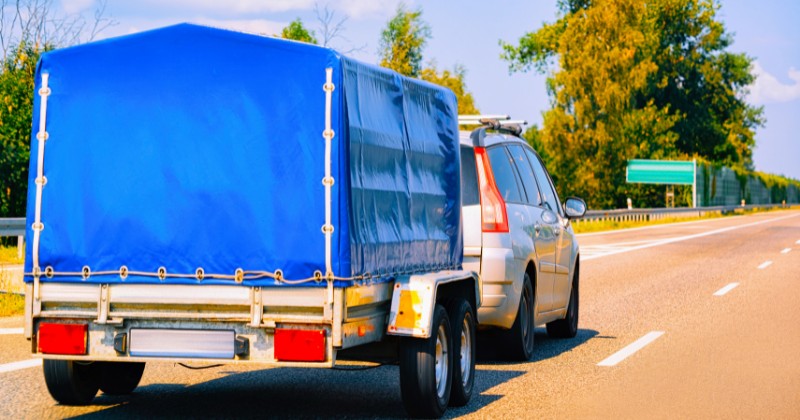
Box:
(500, 273), (535, 361)
(547, 264), (579, 338)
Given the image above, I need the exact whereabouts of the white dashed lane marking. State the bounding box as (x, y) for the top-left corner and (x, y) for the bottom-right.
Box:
(781, 248), (792, 254)
(598, 331), (665, 367)
(758, 261), (773, 269)
(0, 328), (23, 335)
(713, 283), (739, 296)
(0, 359), (41, 374)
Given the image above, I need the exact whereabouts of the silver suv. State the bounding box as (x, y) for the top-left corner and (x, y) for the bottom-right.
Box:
(459, 116), (586, 360)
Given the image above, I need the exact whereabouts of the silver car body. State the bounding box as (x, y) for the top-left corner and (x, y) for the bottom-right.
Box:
(460, 132), (580, 329)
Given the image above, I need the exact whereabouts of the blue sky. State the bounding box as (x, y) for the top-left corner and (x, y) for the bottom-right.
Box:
(66, 0), (799, 179)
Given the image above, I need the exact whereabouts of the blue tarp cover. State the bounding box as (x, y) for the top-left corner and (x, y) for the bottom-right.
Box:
(24, 24), (462, 286)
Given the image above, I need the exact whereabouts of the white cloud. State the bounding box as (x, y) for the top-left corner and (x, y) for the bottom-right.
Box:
(749, 61), (800, 104)
(134, 0), (314, 14)
(190, 18), (285, 37)
(61, 0), (95, 14)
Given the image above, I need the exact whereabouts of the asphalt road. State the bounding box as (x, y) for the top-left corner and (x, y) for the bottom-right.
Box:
(1, 210), (798, 418)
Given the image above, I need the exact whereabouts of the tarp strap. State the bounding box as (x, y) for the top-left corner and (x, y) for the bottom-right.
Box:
(322, 67), (335, 280)
(32, 72), (51, 300)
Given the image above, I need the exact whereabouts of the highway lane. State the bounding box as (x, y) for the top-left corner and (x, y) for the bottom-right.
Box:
(0, 210), (798, 418)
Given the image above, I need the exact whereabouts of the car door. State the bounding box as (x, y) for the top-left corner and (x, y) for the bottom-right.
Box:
(525, 148), (573, 310)
(504, 144), (558, 312)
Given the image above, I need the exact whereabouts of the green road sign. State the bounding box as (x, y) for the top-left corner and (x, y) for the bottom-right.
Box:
(626, 159), (695, 185)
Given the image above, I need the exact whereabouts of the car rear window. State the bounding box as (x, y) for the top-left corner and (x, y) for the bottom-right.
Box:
(460, 146), (480, 206)
(487, 146), (523, 203)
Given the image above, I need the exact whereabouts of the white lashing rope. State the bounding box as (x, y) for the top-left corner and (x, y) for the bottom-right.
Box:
(32, 73), (50, 280)
(322, 68), (335, 279)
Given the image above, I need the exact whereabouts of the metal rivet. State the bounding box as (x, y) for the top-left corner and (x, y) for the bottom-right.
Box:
(44, 266), (54, 278)
(119, 266), (128, 279)
(82, 266), (91, 280)
(274, 269), (283, 281)
(196, 267), (205, 281)
(157, 266), (167, 280)
(235, 268), (244, 283)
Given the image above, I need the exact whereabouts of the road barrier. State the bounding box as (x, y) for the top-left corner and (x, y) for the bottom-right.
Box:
(0, 218), (25, 260)
(578, 203), (794, 224)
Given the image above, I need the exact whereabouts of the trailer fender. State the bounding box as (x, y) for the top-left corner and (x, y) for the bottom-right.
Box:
(387, 270), (480, 338)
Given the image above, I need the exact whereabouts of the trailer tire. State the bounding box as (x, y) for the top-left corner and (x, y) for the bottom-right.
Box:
(98, 362), (146, 395)
(445, 298), (475, 407)
(399, 304), (452, 418)
(43, 359), (100, 405)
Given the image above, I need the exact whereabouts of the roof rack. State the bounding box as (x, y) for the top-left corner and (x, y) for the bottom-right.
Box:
(458, 114), (527, 142)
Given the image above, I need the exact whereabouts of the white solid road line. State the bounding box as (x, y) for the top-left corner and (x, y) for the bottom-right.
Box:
(0, 328), (23, 335)
(598, 331), (665, 367)
(758, 261), (773, 269)
(713, 283), (739, 296)
(781, 248), (792, 254)
(0, 358), (41, 374)
(583, 212), (800, 261)
(797, 239), (800, 245)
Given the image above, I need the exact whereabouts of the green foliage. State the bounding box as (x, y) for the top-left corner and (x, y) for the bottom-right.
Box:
(502, 0), (764, 209)
(419, 64), (479, 114)
(0, 43), (48, 217)
(379, 4), (431, 77)
(280, 18), (318, 44)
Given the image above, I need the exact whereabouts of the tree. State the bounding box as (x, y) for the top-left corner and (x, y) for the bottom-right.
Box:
(501, 0), (763, 208)
(0, 0), (114, 218)
(420, 64), (479, 115)
(379, 5), (479, 114)
(280, 18), (318, 44)
(378, 3), (430, 77)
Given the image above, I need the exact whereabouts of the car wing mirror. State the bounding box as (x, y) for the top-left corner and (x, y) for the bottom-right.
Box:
(564, 197), (587, 219)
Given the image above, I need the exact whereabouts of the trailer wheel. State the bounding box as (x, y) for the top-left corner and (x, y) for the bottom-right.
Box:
(43, 359), (101, 405)
(399, 304), (452, 418)
(445, 298), (475, 407)
(98, 362), (146, 395)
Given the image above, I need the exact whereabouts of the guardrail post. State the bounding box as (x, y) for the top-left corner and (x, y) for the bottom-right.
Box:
(17, 235), (23, 260)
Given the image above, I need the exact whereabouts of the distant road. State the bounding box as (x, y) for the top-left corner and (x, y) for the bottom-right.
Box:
(0, 210), (798, 418)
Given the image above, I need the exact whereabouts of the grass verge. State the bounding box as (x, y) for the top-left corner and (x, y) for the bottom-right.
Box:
(0, 293), (24, 317)
(0, 244), (24, 264)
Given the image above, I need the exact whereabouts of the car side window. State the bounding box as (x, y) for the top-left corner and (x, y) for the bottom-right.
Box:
(507, 144), (542, 206)
(487, 146), (523, 203)
(525, 147), (562, 214)
(460, 145), (480, 206)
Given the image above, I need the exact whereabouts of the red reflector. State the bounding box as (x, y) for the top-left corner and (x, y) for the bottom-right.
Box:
(274, 329), (326, 362)
(38, 323), (88, 355)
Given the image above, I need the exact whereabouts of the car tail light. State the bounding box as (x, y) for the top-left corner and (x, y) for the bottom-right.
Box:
(274, 329), (326, 362)
(474, 147), (509, 232)
(38, 323), (88, 355)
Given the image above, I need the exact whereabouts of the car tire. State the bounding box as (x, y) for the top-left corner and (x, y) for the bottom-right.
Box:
(43, 359), (101, 405)
(98, 362), (146, 395)
(500, 273), (535, 361)
(399, 304), (453, 418)
(445, 298), (475, 407)
(547, 264), (579, 338)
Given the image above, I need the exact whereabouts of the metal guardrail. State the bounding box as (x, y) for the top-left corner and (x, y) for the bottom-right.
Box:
(579, 203), (795, 224)
(1, 217), (25, 260)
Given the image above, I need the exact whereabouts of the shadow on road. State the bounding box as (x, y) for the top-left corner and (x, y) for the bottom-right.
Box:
(65, 362), (525, 419)
(477, 328), (599, 363)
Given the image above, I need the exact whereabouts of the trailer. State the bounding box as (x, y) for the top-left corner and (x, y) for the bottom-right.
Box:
(23, 24), (478, 418)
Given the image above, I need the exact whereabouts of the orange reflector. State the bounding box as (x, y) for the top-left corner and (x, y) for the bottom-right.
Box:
(274, 329), (325, 362)
(38, 323), (88, 355)
(357, 325), (366, 337)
